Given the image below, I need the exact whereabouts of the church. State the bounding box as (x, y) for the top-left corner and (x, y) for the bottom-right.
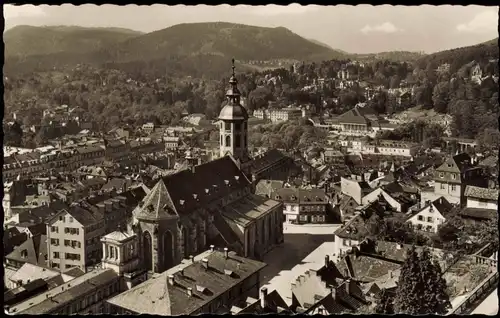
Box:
(122, 60), (285, 275)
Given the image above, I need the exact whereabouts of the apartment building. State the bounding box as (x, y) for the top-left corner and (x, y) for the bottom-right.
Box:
(252, 108), (302, 122)
(405, 197), (454, 233)
(46, 207), (105, 271)
(272, 188), (331, 224)
(423, 153), (485, 206)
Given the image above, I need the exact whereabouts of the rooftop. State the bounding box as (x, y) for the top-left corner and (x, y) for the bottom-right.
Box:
(9, 268), (118, 314)
(107, 249), (266, 315)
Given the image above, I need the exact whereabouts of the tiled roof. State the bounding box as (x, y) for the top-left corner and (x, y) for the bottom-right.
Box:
(9, 263), (60, 286)
(336, 255), (400, 282)
(135, 179), (177, 221)
(12, 268), (118, 314)
(334, 214), (370, 241)
(4, 228), (28, 255)
(250, 149), (290, 174)
(5, 234), (48, 267)
(101, 178), (128, 192)
(338, 108), (370, 125)
(220, 194), (281, 227)
(272, 188), (328, 204)
(106, 249), (266, 315)
(479, 155), (497, 168)
(464, 185), (499, 201)
(159, 156), (250, 213)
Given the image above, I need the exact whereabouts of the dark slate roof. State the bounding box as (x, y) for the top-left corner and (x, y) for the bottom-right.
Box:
(159, 156), (250, 213)
(107, 250), (267, 315)
(250, 149), (290, 174)
(272, 188), (328, 204)
(338, 107), (370, 125)
(101, 178), (128, 192)
(58, 205), (103, 227)
(62, 267), (86, 278)
(334, 214), (370, 240)
(4, 227), (28, 255)
(464, 186), (499, 201)
(5, 234), (48, 267)
(135, 179), (177, 221)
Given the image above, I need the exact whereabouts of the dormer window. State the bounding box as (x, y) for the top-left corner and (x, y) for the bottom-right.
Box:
(224, 180), (230, 186)
(193, 194), (198, 200)
(205, 189), (209, 194)
(21, 249), (28, 258)
(275, 195), (281, 200)
(179, 200), (185, 206)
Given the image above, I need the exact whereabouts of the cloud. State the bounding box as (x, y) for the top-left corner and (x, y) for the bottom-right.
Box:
(361, 22), (403, 34)
(241, 4), (319, 17)
(456, 10), (498, 33)
(3, 4), (46, 20)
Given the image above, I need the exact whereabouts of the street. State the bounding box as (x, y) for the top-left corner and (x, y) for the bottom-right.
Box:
(260, 223), (340, 304)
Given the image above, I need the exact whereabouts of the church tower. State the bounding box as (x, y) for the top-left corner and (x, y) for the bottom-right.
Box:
(218, 59), (249, 163)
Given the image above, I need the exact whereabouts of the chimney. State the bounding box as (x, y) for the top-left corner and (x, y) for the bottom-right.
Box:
(346, 280), (351, 295)
(330, 287), (336, 301)
(187, 287), (193, 297)
(324, 255), (330, 267)
(202, 258), (209, 269)
(344, 268), (349, 278)
(210, 245), (215, 252)
(389, 271), (393, 278)
(167, 274), (174, 285)
(190, 255), (194, 263)
(260, 287), (268, 308)
(224, 247), (229, 258)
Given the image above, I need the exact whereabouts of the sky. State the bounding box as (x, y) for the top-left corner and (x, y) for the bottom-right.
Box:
(3, 4), (499, 54)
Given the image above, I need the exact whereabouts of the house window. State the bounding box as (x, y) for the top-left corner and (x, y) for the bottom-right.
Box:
(52, 262), (60, 269)
(439, 172), (444, 178)
(51, 238), (60, 246)
(59, 216), (64, 222)
(426, 225), (433, 232)
(53, 252), (60, 259)
(440, 183), (445, 190)
(417, 215), (424, 221)
(343, 239), (349, 246)
(69, 217), (74, 223)
(451, 185), (456, 191)
(64, 240), (71, 246)
(451, 173), (456, 180)
(427, 217), (433, 223)
(51, 226), (59, 233)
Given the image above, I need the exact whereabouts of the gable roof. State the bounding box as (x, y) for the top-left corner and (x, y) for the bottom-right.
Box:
(159, 156), (250, 214)
(135, 179), (177, 221)
(464, 186), (499, 201)
(6, 234), (48, 267)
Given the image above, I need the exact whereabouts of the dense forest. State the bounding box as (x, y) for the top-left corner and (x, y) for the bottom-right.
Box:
(3, 24), (499, 151)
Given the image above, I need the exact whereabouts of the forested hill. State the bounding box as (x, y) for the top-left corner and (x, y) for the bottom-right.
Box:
(4, 25), (144, 57)
(414, 37), (499, 70)
(100, 23), (343, 62)
(4, 22), (344, 76)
